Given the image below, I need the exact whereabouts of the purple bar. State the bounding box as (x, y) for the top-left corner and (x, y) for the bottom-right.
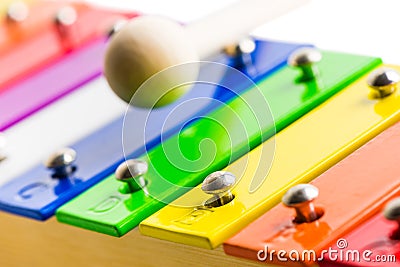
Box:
(0, 38), (107, 131)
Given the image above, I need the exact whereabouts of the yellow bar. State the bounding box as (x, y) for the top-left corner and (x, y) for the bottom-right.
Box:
(140, 64), (400, 249)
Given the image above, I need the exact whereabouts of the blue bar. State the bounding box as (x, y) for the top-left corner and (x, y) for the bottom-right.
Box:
(0, 40), (309, 220)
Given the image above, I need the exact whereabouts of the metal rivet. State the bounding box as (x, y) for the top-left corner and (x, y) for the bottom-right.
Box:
(202, 171), (236, 206)
(237, 37), (256, 55)
(115, 159), (148, 193)
(367, 68), (400, 98)
(288, 47), (322, 81)
(383, 197), (400, 239)
(55, 6), (78, 26)
(45, 148), (77, 178)
(224, 37), (256, 57)
(282, 184), (319, 223)
(384, 198), (400, 221)
(6, 1), (29, 23)
(108, 19), (128, 38)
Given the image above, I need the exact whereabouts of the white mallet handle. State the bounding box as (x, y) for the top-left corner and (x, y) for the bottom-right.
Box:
(186, 0), (309, 59)
(104, 0), (309, 107)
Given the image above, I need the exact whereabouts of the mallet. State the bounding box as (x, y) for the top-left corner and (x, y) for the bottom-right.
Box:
(104, 0), (308, 108)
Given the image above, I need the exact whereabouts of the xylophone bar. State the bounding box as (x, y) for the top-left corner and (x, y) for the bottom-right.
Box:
(0, 1), (137, 94)
(0, 38), (106, 131)
(224, 117), (400, 265)
(1, 76), (125, 186)
(320, 201), (400, 267)
(57, 50), (379, 237)
(0, 40), (307, 219)
(141, 64), (400, 250)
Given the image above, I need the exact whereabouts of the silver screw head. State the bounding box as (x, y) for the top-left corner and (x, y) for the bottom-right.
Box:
(55, 6), (78, 26)
(237, 37), (256, 55)
(288, 47), (322, 67)
(367, 68), (400, 97)
(6, 1), (29, 23)
(384, 198), (400, 221)
(224, 37), (256, 57)
(115, 159), (148, 182)
(202, 171), (236, 195)
(45, 148), (77, 169)
(282, 184), (319, 207)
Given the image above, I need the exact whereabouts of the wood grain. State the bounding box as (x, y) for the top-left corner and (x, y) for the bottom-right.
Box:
(0, 211), (275, 267)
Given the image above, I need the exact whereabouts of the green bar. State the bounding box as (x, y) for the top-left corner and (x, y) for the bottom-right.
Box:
(56, 51), (381, 236)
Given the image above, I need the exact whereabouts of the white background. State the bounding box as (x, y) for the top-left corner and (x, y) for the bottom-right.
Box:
(84, 0), (400, 64)
(5, 0), (398, 183)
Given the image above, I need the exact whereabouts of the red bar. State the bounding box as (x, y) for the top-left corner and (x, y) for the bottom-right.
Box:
(320, 196), (400, 267)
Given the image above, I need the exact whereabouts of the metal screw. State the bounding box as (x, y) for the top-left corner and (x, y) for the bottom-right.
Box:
(202, 171), (236, 206)
(367, 68), (400, 98)
(6, 1), (29, 23)
(282, 184), (319, 223)
(224, 37), (256, 58)
(55, 6), (78, 26)
(383, 197), (400, 239)
(45, 148), (77, 178)
(237, 37), (256, 55)
(288, 47), (322, 81)
(54, 6), (78, 50)
(115, 159), (148, 193)
(108, 19), (128, 38)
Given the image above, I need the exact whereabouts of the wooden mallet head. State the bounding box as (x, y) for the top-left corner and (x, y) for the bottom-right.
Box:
(104, 0), (309, 108)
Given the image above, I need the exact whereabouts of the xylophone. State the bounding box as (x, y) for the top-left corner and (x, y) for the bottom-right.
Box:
(1, 0), (400, 267)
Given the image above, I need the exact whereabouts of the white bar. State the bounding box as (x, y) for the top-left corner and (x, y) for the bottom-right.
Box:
(1, 77), (127, 186)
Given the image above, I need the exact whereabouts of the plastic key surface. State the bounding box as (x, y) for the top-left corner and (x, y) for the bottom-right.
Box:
(0, 38), (106, 131)
(56, 51), (380, 237)
(0, 40), (306, 220)
(0, 2), (88, 53)
(1, 77), (126, 187)
(222, 116), (400, 266)
(0, 1), (137, 94)
(320, 200), (400, 267)
(141, 64), (400, 250)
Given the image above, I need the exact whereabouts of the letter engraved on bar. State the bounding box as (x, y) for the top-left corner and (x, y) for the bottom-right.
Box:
(16, 182), (49, 200)
(89, 196), (121, 213)
(173, 208), (214, 226)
